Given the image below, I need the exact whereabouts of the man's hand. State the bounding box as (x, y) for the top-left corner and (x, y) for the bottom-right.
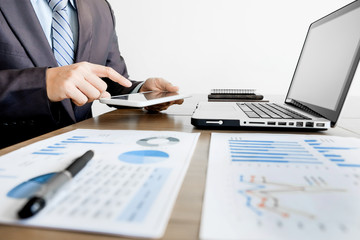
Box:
(140, 77), (179, 93)
(140, 78), (183, 112)
(46, 62), (132, 106)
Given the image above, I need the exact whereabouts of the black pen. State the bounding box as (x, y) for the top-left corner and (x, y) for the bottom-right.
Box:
(17, 150), (94, 219)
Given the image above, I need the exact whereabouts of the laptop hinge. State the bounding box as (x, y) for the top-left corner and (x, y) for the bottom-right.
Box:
(286, 99), (325, 118)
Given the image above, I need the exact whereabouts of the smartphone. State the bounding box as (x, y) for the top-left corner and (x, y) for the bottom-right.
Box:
(99, 91), (191, 107)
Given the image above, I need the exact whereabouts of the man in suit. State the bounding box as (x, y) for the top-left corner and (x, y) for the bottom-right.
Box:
(0, 0), (181, 148)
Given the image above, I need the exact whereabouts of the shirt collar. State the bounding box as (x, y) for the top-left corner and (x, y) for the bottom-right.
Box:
(69, 0), (77, 10)
(30, 0), (77, 10)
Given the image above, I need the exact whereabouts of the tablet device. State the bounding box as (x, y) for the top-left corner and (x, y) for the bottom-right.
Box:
(99, 91), (191, 107)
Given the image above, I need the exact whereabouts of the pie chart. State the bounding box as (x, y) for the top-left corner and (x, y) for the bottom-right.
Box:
(7, 173), (56, 199)
(118, 150), (169, 164)
(136, 137), (180, 147)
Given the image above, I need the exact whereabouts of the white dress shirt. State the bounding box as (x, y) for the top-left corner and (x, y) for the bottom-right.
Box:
(30, 0), (79, 51)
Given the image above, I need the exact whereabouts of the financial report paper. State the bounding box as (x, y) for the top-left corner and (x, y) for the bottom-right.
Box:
(0, 129), (199, 238)
(201, 133), (360, 240)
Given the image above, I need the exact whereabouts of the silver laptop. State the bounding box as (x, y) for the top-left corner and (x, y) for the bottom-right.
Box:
(192, 1), (360, 130)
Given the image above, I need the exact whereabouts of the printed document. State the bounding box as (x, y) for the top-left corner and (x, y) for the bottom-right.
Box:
(201, 133), (360, 240)
(0, 129), (199, 238)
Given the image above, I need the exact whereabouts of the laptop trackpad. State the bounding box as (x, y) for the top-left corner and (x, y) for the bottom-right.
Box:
(196, 103), (240, 118)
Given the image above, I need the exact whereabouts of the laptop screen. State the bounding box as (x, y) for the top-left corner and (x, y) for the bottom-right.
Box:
(286, 1), (360, 126)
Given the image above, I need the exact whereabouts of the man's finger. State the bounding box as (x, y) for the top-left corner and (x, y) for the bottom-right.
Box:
(84, 71), (108, 93)
(88, 63), (132, 87)
(173, 99), (184, 105)
(66, 84), (89, 106)
(74, 78), (101, 101)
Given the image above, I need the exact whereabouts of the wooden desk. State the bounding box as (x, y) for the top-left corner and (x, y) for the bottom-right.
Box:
(1, 95), (359, 240)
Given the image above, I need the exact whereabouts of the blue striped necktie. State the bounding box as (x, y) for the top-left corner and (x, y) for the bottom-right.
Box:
(48, 0), (75, 66)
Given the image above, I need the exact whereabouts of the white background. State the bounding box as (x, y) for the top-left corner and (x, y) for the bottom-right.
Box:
(94, 0), (360, 115)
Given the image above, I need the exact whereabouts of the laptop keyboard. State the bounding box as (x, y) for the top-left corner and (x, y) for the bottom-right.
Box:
(237, 103), (311, 119)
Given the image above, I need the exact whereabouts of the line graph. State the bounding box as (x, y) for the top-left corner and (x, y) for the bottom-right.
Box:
(238, 175), (346, 219)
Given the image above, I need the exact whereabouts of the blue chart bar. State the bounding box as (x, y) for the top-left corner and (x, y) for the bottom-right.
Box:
(337, 164), (360, 168)
(230, 140), (321, 164)
(324, 154), (342, 158)
(32, 152), (63, 156)
(61, 141), (114, 144)
(61, 136), (114, 144)
(230, 145), (305, 150)
(330, 159), (345, 162)
(232, 160), (322, 164)
(231, 151), (312, 156)
(230, 140), (298, 144)
(230, 148), (308, 153)
(313, 147), (353, 150)
(68, 136), (87, 140)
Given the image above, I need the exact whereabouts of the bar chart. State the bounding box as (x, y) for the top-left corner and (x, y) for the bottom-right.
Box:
(230, 139), (321, 164)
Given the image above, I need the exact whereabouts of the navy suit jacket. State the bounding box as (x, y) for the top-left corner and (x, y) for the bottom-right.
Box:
(0, 0), (141, 148)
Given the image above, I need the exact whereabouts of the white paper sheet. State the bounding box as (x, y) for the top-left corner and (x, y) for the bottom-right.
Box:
(0, 129), (199, 239)
(201, 133), (360, 240)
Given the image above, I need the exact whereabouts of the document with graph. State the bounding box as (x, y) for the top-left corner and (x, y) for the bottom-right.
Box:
(0, 129), (199, 239)
(201, 133), (360, 240)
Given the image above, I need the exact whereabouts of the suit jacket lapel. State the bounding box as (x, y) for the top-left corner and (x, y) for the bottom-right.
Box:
(1, 0), (94, 65)
(0, 0), (58, 67)
(75, 0), (93, 62)
(70, 0), (94, 122)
